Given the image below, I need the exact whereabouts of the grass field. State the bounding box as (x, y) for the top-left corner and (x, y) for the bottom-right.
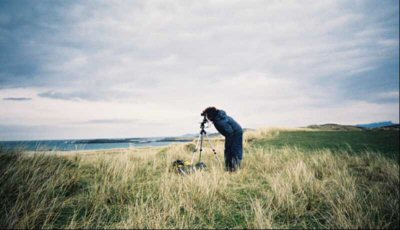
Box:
(254, 130), (399, 159)
(0, 129), (399, 229)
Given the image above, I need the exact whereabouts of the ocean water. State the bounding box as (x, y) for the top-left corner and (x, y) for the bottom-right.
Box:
(0, 137), (192, 151)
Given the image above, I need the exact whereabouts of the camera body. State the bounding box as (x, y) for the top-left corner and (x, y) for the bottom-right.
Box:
(200, 115), (208, 129)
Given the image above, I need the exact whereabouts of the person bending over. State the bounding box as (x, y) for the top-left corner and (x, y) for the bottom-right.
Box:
(201, 107), (243, 172)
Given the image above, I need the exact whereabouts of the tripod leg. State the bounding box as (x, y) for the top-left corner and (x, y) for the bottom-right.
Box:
(205, 133), (222, 164)
(191, 134), (201, 164)
(199, 133), (204, 162)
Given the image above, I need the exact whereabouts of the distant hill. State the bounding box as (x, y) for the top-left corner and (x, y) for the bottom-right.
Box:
(356, 121), (395, 129)
(306, 124), (365, 131)
(306, 123), (400, 131)
(374, 124), (400, 131)
(180, 133), (198, 138)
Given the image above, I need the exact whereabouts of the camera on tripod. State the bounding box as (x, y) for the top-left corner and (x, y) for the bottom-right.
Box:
(200, 115), (208, 130)
(171, 113), (220, 175)
(190, 114), (219, 164)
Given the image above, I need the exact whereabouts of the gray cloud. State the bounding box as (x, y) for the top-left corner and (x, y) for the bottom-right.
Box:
(86, 119), (139, 124)
(2, 0), (398, 100)
(3, 97), (32, 101)
(0, 0), (398, 139)
(38, 91), (98, 101)
(37, 89), (140, 101)
(0, 1), (72, 88)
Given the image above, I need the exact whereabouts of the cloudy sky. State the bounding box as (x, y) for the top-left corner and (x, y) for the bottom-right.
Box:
(0, 0), (399, 140)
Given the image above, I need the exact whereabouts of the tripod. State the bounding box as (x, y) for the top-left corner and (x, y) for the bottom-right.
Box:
(191, 117), (221, 165)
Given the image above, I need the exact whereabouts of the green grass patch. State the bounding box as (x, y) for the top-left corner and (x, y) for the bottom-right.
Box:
(254, 130), (399, 158)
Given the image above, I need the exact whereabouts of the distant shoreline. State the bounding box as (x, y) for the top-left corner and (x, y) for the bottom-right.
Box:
(0, 138), (194, 152)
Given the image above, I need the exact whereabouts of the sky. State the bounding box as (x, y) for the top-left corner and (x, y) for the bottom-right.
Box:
(0, 0), (399, 140)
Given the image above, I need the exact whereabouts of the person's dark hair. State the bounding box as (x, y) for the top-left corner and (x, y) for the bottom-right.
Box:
(201, 106), (219, 121)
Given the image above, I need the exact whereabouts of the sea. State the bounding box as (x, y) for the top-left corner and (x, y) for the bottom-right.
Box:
(0, 137), (192, 151)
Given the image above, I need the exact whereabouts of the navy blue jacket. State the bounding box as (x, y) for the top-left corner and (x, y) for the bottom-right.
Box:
(212, 110), (243, 162)
(212, 110), (242, 137)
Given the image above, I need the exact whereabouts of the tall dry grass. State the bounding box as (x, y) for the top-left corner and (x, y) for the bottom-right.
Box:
(0, 128), (398, 229)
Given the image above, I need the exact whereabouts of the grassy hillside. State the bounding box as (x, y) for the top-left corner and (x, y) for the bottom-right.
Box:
(306, 123), (365, 131)
(0, 129), (399, 229)
(253, 130), (399, 159)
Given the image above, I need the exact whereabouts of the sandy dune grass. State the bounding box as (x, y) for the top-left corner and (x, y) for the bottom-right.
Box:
(0, 129), (398, 229)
